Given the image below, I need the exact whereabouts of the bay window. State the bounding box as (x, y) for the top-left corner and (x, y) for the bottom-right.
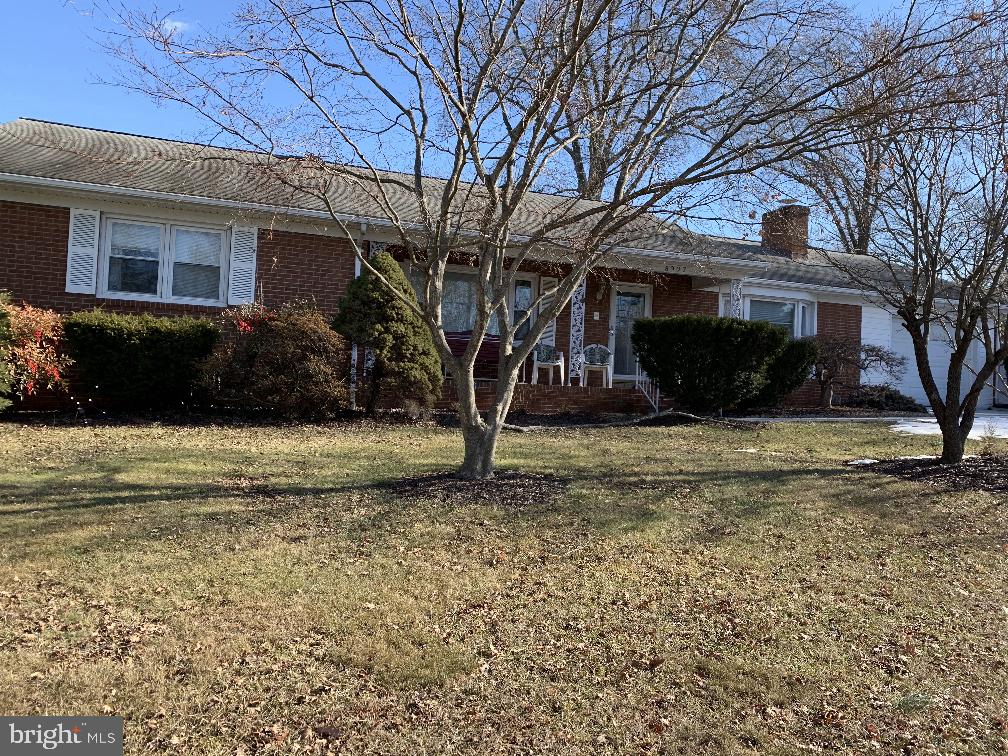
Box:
(100, 216), (227, 304)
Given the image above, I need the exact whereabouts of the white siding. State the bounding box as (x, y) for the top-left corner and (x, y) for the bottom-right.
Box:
(889, 317), (993, 409)
(860, 305), (892, 385)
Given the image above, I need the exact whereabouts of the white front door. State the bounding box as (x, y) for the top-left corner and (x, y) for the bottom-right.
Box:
(609, 283), (651, 378)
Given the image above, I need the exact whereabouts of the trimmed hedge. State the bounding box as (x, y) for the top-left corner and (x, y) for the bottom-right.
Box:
(742, 337), (819, 409)
(63, 310), (220, 410)
(632, 315), (807, 412)
(848, 383), (926, 413)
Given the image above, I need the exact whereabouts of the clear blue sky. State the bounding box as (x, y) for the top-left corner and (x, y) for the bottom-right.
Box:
(2, 0), (901, 146)
(0, 1), (232, 141)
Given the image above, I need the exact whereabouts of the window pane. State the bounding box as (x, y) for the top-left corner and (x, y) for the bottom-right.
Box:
(799, 302), (814, 336)
(172, 228), (222, 299)
(514, 280), (533, 340)
(107, 221), (161, 295)
(109, 221), (161, 260)
(173, 264), (221, 299)
(750, 299), (796, 335)
(175, 229), (222, 266)
(440, 271), (500, 334)
(442, 273), (476, 331)
(108, 257), (159, 294)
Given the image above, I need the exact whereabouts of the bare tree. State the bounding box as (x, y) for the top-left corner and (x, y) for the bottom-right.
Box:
(102, 0), (970, 477)
(796, 18), (1008, 463)
(810, 335), (905, 408)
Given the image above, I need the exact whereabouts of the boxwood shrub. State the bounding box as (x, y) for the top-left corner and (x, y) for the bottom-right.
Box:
(631, 315), (808, 413)
(63, 309), (220, 410)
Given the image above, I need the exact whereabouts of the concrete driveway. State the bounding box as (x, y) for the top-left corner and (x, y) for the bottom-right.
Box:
(891, 410), (1008, 439)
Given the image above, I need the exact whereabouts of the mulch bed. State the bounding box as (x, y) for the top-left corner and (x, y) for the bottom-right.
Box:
(860, 455), (1008, 495)
(382, 470), (569, 508)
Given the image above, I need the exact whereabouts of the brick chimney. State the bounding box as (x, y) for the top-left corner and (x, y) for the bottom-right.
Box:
(761, 204), (809, 261)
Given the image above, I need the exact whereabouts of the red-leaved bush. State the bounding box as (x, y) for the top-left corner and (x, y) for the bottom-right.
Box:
(227, 302), (276, 334)
(0, 300), (73, 398)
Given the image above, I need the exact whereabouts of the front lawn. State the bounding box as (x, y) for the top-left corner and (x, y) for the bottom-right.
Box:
(0, 420), (1005, 754)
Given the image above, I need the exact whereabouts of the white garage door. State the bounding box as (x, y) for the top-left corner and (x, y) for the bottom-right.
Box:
(889, 317), (990, 408)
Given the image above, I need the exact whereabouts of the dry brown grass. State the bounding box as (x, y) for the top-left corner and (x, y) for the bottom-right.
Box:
(0, 419), (1005, 754)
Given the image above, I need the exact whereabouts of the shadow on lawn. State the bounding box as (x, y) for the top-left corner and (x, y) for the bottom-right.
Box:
(3, 448), (995, 556)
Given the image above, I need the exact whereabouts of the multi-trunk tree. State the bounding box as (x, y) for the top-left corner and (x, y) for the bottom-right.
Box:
(787, 17), (1008, 462)
(104, 0), (980, 476)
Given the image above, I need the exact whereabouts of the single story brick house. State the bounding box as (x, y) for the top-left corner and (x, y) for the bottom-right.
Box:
(0, 118), (1003, 411)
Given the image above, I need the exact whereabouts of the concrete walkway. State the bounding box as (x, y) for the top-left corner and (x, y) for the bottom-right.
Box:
(734, 409), (1008, 439)
(891, 410), (1008, 439)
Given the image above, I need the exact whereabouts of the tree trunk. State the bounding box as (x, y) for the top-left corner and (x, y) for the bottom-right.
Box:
(933, 401), (968, 464)
(939, 424), (967, 464)
(451, 364), (518, 479)
(459, 421), (501, 479)
(819, 381), (834, 409)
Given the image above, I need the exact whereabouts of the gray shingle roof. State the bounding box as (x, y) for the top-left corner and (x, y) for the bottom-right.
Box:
(0, 118), (864, 291)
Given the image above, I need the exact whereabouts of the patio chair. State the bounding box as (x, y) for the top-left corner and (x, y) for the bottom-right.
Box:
(581, 343), (614, 388)
(531, 342), (565, 385)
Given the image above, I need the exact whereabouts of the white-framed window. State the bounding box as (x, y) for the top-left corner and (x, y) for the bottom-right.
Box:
(406, 263), (538, 337)
(721, 294), (815, 338)
(512, 276), (537, 341)
(98, 216), (228, 305)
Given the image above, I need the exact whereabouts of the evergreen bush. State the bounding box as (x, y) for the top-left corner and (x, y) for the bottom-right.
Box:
(332, 252), (442, 414)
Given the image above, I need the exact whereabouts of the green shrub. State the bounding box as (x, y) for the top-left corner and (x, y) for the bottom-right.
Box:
(0, 295), (12, 413)
(63, 310), (219, 410)
(742, 337), (819, 409)
(203, 302), (349, 418)
(332, 251), (442, 415)
(847, 384), (926, 413)
(631, 315), (796, 412)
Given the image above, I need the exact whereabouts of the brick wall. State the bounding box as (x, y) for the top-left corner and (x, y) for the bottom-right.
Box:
(786, 300), (863, 407)
(254, 227), (355, 316)
(0, 200), (222, 316)
(0, 196), (864, 413)
(437, 380), (653, 415)
(0, 199), (355, 317)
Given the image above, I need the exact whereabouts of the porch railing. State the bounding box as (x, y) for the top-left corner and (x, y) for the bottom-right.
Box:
(634, 360), (662, 413)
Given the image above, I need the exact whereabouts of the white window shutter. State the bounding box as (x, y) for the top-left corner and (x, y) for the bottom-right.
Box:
(228, 226), (258, 304)
(65, 209), (100, 294)
(539, 276), (558, 346)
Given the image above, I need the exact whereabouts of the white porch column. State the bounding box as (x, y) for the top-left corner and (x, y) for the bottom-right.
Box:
(568, 278), (587, 385)
(729, 279), (744, 319)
